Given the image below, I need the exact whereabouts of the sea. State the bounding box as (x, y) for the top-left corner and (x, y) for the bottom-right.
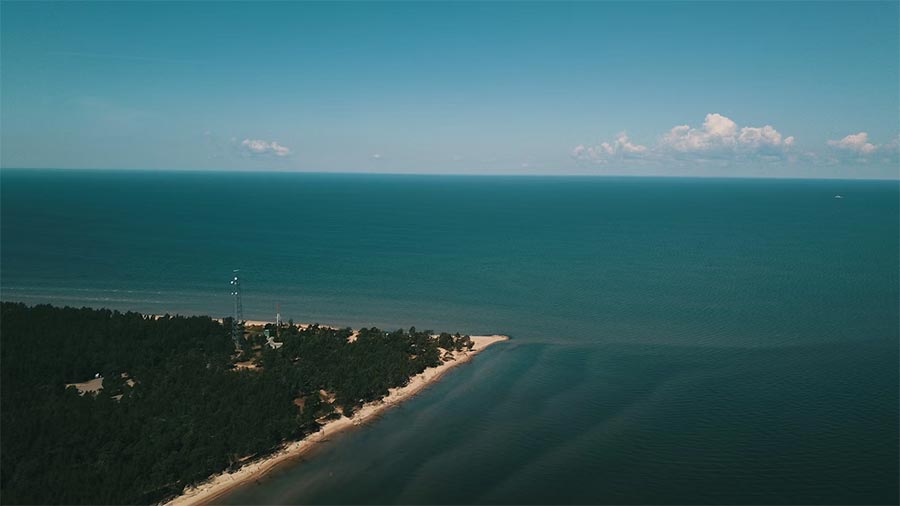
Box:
(2, 169), (897, 505)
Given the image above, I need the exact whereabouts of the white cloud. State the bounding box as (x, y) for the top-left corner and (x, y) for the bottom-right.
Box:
(572, 133), (648, 163)
(371, 153), (383, 160)
(824, 133), (900, 169)
(662, 114), (736, 152)
(738, 126), (785, 149)
(827, 132), (877, 155)
(661, 113), (792, 154)
(706, 113), (738, 138)
(240, 138), (291, 157)
(574, 113), (795, 166)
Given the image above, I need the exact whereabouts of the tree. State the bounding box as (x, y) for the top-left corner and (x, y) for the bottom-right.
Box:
(0, 302), (468, 505)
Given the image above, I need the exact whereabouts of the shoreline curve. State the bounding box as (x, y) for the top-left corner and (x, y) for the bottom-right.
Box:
(163, 333), (509, 506)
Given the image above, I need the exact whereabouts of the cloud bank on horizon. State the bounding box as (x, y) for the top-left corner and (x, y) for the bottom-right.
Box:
(572, 113), (898, 172)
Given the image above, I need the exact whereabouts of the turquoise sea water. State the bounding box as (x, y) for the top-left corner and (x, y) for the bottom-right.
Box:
(2, 170), (898, 504)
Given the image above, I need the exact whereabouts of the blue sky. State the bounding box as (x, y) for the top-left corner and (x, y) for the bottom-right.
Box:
(1, 1), (898, 178)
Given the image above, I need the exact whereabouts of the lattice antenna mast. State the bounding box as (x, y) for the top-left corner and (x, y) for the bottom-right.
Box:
(275, 303), (281, 338)
(230, 270), (244, 349)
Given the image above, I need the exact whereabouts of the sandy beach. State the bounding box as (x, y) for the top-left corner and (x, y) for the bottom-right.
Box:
(164, 333), (508, 506)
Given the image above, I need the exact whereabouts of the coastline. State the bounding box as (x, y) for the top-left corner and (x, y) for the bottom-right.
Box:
(164, 333), (509, 506)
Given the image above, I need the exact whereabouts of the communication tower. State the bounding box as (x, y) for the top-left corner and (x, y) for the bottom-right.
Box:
(275, 303), (281, 338)
(230, 270), (244, 349)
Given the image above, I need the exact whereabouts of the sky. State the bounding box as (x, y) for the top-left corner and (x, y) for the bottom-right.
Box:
(1, 1), (898, 178)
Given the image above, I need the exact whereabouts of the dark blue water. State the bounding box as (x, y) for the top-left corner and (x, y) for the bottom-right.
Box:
(2, 170), (897, 504)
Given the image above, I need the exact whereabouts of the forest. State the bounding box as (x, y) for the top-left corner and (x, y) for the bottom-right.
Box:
(0, 302), (473, 505)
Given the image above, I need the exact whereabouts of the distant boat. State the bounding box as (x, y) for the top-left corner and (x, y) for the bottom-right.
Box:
(834, 195), (844, 199)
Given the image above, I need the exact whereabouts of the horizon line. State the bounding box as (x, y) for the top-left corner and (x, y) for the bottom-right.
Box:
(1, 167), (898, 182)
